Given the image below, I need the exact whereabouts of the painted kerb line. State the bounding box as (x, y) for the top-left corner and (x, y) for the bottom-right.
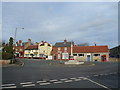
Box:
(86, 78), (111, 90)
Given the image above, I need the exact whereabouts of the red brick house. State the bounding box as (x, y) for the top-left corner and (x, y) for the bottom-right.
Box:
(52, 40), (109, 61)
(14, 39), (32, 58)
(52, 40), (74, 60)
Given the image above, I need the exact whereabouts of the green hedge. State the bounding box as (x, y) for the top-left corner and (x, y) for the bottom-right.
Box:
(2, 52), (13, 60)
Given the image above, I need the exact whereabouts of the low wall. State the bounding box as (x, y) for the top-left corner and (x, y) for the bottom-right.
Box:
(108, 58), (120, 62)
(0, 60), (10, 64)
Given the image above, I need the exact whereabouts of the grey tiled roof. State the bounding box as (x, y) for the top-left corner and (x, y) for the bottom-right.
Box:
(54, 42), (74, 47)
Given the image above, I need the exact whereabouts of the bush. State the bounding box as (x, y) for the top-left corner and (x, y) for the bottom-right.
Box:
(2, 52), (13, 60)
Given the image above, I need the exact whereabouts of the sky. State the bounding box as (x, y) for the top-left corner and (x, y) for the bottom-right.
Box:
(1, 2), (118, 49)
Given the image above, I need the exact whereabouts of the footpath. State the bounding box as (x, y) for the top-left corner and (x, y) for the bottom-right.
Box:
(0, 59), (24, 67)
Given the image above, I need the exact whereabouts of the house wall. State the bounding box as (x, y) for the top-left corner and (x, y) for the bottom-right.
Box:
(24, 49), (39, 57)
(38, 43), (52, 57)
(52, 47), (71, 60)
(73, 52), (109, 62)
(15, 46), (24, 57)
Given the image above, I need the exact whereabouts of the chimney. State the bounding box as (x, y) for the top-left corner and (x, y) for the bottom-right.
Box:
(64, 39), (67, 43)
(28, 39), (31, 42)
(19, 40), (22, 44)
(94, 42), (96, 46)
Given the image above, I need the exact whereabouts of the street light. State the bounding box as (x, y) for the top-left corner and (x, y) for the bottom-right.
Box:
(13, 28), (24, 62)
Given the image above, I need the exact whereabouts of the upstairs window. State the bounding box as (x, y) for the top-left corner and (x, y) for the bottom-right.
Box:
(64, 47), (67, 51)
(58, 47), (61, 51)
(20, 49), (22, 51)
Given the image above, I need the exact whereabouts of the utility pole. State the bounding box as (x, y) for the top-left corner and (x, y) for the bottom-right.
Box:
(13, 28), (24, 62)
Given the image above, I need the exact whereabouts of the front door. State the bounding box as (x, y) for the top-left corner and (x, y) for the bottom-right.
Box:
(87, 55), (91, 61)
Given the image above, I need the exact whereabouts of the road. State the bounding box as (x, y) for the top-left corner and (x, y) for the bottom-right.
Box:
(1, 59), (119, 89)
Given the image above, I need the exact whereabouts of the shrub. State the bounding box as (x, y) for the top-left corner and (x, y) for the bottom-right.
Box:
(2, 52), (13, 60)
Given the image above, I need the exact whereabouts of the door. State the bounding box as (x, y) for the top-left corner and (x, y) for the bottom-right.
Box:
(87, 55), (91, 61)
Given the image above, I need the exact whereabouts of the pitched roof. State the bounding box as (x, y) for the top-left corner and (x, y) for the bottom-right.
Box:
(54, 42), (74, 47)
(25, 45), (38, 50)
(73, 46), (108, 53)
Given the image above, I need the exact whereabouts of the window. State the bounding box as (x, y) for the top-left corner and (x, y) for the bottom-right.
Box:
(58, 47), (61, 51)
(62, 53), (69, 59)
(34, 54), (37, 57)
(73, 54), (77, 56)
(58, 54), (61, 59)
(78, 54), (84, 56)
(25, 54), (29, 57)
(64, 47), (67, 51)
(39, 54), (44, 57)
(94, 54), (100, 56)
(20, 49), (22, 51)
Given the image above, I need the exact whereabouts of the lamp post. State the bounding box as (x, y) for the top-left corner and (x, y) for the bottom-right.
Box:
(13, 28), (24, 62)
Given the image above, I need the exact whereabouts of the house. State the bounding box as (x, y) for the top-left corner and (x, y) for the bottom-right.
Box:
(24, 45), (39, 58)
(109, 45), (120, 58)
(14, 39), (32, 58)
(38, 41), (52, 59)
(73, 45), (109, 62)
(24, 41), (52, 59)
(52, 40), (74, 60)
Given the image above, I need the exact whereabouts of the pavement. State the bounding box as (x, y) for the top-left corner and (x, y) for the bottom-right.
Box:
(1, 59), (119, 89)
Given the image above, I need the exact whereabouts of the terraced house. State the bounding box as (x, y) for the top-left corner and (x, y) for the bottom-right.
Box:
(24, 41), (52, 59)
(52, 40), (109, 61)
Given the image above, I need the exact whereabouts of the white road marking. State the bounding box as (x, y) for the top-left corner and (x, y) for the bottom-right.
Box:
(40, 83), (51, 85)
(60, 78), (68, 81)
(64, 80), (73, 82)
(70, 78), (76, 79)
(74, 79), (81, 81)
(83, 77), (88, 80)
(49, 79), (58, 82)
(1, 86), (16, 89)
(1, 84), (15, 86)
(37, 81), (47, 83)
(53, 81), (62, 84)
(86, 78), (111, 90)
(20, 82), (33, 85)
(22, 84), (35, 87)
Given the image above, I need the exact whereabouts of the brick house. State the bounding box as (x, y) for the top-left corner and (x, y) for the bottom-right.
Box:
(52, 40), (74, 60)
(14, 39), (32, 58)
(73, 45), (109, 62)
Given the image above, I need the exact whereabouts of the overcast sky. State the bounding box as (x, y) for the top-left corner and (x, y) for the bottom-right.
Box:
(2, 2), (118, 48)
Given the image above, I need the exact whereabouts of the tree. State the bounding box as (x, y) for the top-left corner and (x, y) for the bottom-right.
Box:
(2, 37), (14, 60)
(77, 43), (89, 46)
